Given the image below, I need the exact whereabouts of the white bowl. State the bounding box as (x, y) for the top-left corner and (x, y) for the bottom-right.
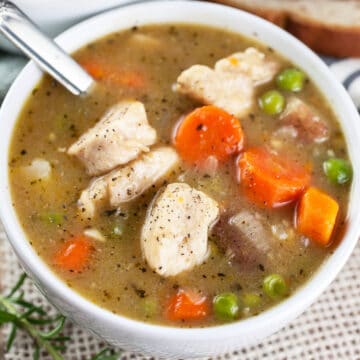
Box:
(0, 0), (139, 52)
(1, 1), (360, 357)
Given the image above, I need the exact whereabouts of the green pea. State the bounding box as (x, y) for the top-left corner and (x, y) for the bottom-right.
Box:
(258, 90), (285, 115)
(40, 212), (64, 225)
(323, 158), (352, 185)
(263, 274), (287, 299)
(213, 292), (239, 321)
(242, 293), (261, 307)
(276, 68), (305, 92)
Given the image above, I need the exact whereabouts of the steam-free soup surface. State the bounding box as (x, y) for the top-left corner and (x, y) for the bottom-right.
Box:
(9, 24), (351, 327)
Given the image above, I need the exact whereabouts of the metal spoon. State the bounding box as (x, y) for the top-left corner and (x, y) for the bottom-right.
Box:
(0, 0), (94, 95)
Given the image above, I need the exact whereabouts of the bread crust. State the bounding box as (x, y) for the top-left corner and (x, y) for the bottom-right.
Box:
(288, 16), (360, 58)
(213, 0), (360, 57)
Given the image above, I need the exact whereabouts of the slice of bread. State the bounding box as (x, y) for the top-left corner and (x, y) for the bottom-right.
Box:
(211, 0), (360, 57)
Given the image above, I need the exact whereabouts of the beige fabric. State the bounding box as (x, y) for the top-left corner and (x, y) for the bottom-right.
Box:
(0, 220), (359, 359)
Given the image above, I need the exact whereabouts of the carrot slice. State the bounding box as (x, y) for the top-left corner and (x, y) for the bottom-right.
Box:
(166, 289), (209, 321)
(238, 147), (310, 208)
(296, 187), (339, 246)
(54, 235), (93, 272)
(110, 70), (145, 88)
(174, 105), (244, 165)
(81, 61), (106, 80)
(81, 60), (145, 88)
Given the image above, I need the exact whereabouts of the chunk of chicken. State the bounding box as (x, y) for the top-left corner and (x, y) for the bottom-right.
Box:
(108, 147), (179, 207)
(68, 101), (157, 176)
(176, 65), (254, 117)
(280, 97), (329, 143)
(141, 183), (219, 277)
(215, 47), (279, 86)
(78, 147), (180, 218)
(176, 48), (279, 117)
(78, 176), (108, 219)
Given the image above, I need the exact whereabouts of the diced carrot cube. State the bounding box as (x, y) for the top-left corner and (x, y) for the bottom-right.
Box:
(296, 187), (339, 246)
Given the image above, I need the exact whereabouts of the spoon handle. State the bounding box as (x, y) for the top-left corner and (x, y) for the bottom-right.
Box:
(0, 1), (94, 95)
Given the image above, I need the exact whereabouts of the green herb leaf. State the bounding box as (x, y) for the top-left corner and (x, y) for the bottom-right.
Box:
(27, 316), (63, 325)
(0, 309), (18, 323)
(33, 344), (40, 360)
(6, 323), (17, 351)
(91, 348), (121, 360)
(7, 273), (27, 298)
(14, 299), (46, 315)
(39, 316), (66, 339)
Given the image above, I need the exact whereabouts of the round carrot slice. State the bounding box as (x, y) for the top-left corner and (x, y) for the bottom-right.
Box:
(238, 147), (310, 208)
(54, 235), (93, 272)
(174, 105), (244, 165)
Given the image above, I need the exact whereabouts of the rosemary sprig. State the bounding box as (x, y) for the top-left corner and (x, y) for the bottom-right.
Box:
(0, 273), (67, 359)
(0, 273), (121, 360)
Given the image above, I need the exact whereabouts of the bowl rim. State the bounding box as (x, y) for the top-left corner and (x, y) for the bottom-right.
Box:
(0, 0), (360, 343)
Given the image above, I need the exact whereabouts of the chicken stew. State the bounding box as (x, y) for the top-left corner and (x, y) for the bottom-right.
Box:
(9, 24), (352, 327)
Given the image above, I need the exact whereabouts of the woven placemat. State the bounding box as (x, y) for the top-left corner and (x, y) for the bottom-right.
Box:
(1, 219), (360, 359)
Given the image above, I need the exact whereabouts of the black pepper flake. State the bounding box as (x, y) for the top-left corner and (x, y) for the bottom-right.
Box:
(103, 290), (111, 299)
(232, 283), (242, 291)
(133, 286), (146, 298)
(217, 273), (226, 278)
(258, 264), (265, 272)
(196, 123), (203, 131)
(104, 209), (117, 216)
(20, 149), (27, 155)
